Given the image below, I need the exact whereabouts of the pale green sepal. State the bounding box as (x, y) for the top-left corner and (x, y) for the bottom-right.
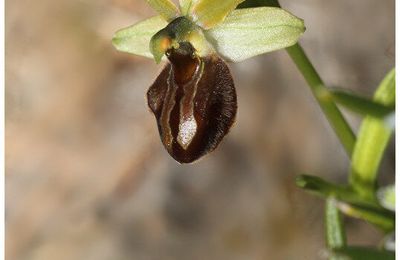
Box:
(146, 0), (180, 21)
(205, 7), (305, 62)
(112, 16), (168, 59)
(191, 0), (245, 29)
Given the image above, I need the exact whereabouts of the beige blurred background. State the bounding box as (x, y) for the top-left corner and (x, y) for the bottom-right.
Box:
(6, 0), (394, 259)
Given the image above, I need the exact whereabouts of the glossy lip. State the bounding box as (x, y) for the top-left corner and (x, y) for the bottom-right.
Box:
(147, 42), (237, 163)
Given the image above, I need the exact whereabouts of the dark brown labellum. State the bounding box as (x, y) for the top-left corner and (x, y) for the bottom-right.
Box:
(147, 42), (237, 163)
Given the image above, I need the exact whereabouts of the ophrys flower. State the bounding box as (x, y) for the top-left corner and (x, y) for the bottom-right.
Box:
(112, 0), (305, 163)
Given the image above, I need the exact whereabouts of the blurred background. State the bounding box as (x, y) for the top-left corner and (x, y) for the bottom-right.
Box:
(5, 0), (394, 259)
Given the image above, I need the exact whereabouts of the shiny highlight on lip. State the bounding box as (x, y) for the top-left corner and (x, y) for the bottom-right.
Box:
(177, 114), (197, 149)
(147, 42), (237, 163)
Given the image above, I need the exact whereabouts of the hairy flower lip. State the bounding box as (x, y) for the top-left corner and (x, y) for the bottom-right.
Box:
(147, 41), (237, 163)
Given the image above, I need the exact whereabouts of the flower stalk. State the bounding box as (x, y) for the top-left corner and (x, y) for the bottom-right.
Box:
(286, 44), (356, 156)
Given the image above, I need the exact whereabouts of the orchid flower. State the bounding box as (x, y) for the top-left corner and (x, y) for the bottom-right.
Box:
(112, 0), (305, 163)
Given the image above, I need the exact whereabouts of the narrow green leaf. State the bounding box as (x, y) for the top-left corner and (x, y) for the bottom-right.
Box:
(349, 68), (395, 198)
(333, 247), (394, 260)
(297, 175), (394, 231)
(325, 197), (346, 251)
(112, 16), (168, 58)
(146, 0), (179, 21)
(296, 175), (348, 197)
(377, 185), (395, 211)
(374, 69), (396, 106)
(330, 89), (394, 118)
(336, 201), (394, 232)
(191, 0), (245, 29)
(295, 175), (376, 207)
(205, 7), (305, 62)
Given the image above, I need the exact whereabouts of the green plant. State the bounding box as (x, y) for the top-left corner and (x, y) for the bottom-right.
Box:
(112, 0), (395, 258)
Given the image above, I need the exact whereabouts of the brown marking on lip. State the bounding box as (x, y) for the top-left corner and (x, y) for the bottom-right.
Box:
(147, 42), (237, 163)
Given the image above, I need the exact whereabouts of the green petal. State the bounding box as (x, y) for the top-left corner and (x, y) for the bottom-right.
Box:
(112, 16), (168, 58)
(179, 0), (193, 15)
(149, 30), (173, 63)
(146, 0), (180, 21)
(205, 7), (305, 62)
(191, 0), (245, 29)
(149, 16), (200, 63)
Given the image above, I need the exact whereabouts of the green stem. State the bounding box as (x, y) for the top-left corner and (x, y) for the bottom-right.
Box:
(248, 0), (356, 157)
(266, 0), (353, 253)
(349, 68), (395, 197)
(241, 0), (355, 251)
(286, 44), (356, 157)
(284, 17), (353, 257)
